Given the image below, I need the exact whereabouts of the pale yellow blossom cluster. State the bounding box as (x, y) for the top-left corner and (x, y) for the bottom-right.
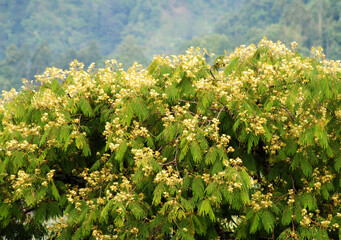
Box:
(69, 59), (84, 73)
(223, 157), (243, 167)
(66, 70), (95, 99)
(131, 147), (158, 176)
(250, 191), (273, 211)
(11, 170), (31, 189)
(299, 209), (336, 229)
(152, 54), (177, 69)
(183, 115), (199, 141)
(310, 167), (335, 190)
(178, 47), (206, 78)
(248, 115), (267, 135)
(320, 59), (341, 73)
(4, 139), (38, 154)
(1, 88), (18, 102)
(154, 166), (182, 186)
(0, 121), (41, 139)
(202, 167), (246, 194)
(331, 194), (341, 207)
(32, 89), (64, 109)
(193, 78), (214, 91)
(131, 121), (150, 138)
(311, 46), (325, 59)
(103, 118), (127, 151)
(66, 166), (119, 211)
(80, 167), (116, 187)
(46, 216), (69, 238)
(287, 189), (295, 205)
(204, 117), (220, 140)
(227, 44), (257, 61)
(267, 134), (286, 154)
(149, 89), (159, 99)
(300, 208), (313, 227)
(161, 103), (191, 127)
(113, 191), (134, 207)
(258, 38), (292, 57)
(35, 66), (68, 84)
(121, 63), (157, 90)
(92, 229), (112, 240)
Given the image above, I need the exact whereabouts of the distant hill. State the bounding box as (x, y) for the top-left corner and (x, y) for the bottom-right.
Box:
(0, 0), (340, 91)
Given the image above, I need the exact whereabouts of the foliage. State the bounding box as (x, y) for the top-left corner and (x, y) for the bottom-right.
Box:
(0, 39), (340, 239)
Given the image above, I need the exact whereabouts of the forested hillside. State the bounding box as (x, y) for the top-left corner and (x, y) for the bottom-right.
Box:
(0, 0), (340, 91)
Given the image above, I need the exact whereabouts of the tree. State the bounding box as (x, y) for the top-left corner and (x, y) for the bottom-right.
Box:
(29, 42), (52, 80)
(5, 44), (20, 65)
(0, 39), (340, 239)
(78, 41), (102, 68)
(113, 35), (148, 68)
(0, 44), (28, 91)
(54, 48), (79, 70)
(179, 33), (233, 58)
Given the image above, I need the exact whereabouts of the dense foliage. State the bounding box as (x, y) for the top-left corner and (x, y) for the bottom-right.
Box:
(1, 0), (340, 92)
(0, 39), (340, 239)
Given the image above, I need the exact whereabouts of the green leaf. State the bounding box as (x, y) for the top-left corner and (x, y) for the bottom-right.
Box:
(198, 199), (215, 220)
(250, 212), (261, 234)
(153, 183), (165, 205)
(205, 146), (218, 165)
(205, 181), (219, 196)
(190, 141), (202, 163)
(224, 57), (240, 76)
(179, 141), (189, 161)
(240, 189), (250, 204)
(180, 197), (194, 212)
(335, 154), (341, 172)
(115, 140), (128, 162)
(261, 210), (275, 233)
(281, 205), (293, 226)
(147, 60), (159, 75)
(51, 181), (60, 201)
(100, 199), (113, 223)
(166, 84), (178, 102)
(192, 215), (207, 235)
(300, 156), (313, 177)
(192, 177), (205, 201)
(128, 202), (145, 220)
(132, 97), (148, 121)
(240, 170), (251, 189)
(79, 98), (94, 117)
(200, 92), (214, 110)
(75, 135), (83, 150)
(0, 204), (10, 221)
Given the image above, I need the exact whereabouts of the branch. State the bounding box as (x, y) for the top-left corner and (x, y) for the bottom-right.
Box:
(290, 175), (298, 194)
(176, 98), (198, 105)
(216, 106), (225, 119)
(208, 68), (217, 81)
(281, 106), (296, 122)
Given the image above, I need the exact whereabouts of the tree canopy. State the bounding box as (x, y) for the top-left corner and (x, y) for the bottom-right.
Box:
(0, 39), (340, 239)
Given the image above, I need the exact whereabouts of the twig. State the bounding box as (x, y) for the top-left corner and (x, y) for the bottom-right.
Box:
(290, 175), (298, 194)
(281, 106), (296, 122)
(176, 98), (198, 104)
(208, 68), (217, 81)
(216, 106), (225, 119)
(173, 137), (180, 173)
(314, 101), (320, 118)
